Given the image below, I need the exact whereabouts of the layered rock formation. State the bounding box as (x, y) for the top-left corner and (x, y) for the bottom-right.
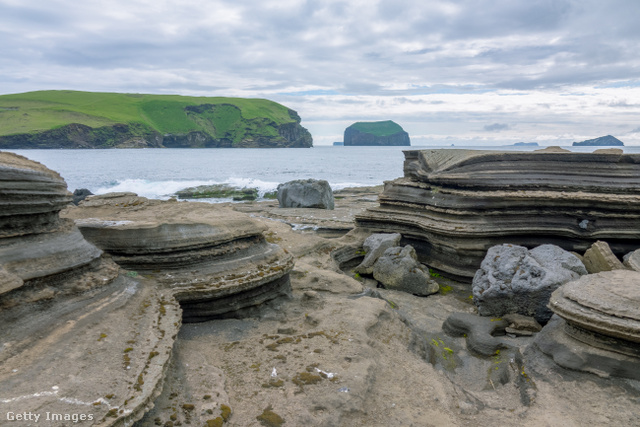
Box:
(535, 270), (640, 380)
(356, 148), (640, 280)
(343, 120), (410, 146)
(63, 193), (294, 322)
(0, 153), (180, 426)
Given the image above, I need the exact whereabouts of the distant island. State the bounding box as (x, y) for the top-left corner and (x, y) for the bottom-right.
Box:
(343, 120), (410, 146)
(572, 135), (624, 147)
(512, 142), (539, 146)
(333, 141), (344, 146)
(0, 90), (312, 149)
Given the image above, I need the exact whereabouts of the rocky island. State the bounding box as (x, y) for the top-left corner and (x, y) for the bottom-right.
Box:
(0, 91), (313, 149)
(343, 120), (410, 146)
(573, 135), (624, 146)
(1, 149), (640, 426)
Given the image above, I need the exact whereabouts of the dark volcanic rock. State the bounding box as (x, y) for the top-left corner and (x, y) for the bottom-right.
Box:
(372, 245), (439, 296)
(277, 179), (334, 209)
(72, 188), (93, 205)
(344, 120), (410, 146)
(472, 244), (587, 324)
(176, 183), (258, 200)
(572, 135), (624, 146)
(356, 148), (640, 280)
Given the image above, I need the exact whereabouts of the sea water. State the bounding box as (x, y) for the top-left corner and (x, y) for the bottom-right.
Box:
(6, 145), (639, 201)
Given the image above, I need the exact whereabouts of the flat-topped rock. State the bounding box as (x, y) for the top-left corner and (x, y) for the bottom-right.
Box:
(357, 149), (640, 279)
(549, 270), (640, 343)
(62, 193), (294, 322)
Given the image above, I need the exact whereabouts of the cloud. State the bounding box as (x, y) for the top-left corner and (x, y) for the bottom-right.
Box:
(1, 0), (640, 144)
(483, 123), (511, 132)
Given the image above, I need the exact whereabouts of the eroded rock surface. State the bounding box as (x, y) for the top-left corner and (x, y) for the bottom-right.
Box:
(0, 153), (178, 426)
(472, 244), (587, 323)
(62, 193), (295, 322)
(356, 148), (640, 279)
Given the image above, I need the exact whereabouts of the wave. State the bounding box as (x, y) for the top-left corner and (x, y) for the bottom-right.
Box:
(93, 177), (371, 200)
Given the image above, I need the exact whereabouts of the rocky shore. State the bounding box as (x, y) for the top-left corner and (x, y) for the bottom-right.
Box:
(1, 150), (640, 427)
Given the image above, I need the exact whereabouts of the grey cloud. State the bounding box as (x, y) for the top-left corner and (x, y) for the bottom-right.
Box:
(483, 123), (511, 132)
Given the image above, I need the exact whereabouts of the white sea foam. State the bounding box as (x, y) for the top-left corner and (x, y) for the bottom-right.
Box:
(94, 177), (371, 200)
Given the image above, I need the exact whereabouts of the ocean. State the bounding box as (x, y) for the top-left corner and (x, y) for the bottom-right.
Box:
(6, 145), (639, 201)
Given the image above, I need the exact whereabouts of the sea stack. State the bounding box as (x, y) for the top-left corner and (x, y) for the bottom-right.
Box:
(343, 120), (410, 146)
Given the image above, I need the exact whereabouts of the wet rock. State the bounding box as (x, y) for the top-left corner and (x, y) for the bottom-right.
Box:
(372, 245), (439, 296)
(582, 240), (627, 273)
(356, 148), (640, 279)
(62, 193), (295, 322)
(442, 312), (509, 356)
(72, 187), (93, 205)
(353, 232), (401, 274)
(277, 179), (334, 209)
(176, 183), (258, 201)
(472, 244), (587, 324)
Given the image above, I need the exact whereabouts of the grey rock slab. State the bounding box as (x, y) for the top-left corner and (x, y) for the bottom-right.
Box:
(549, 270), (640, 343)
(534, 315), (640, 381)
(353, 232), (401, 274)
(277, 179), (334, 209)
(472, 244), (587, 324)
(582, 240), (627, 273)
(623, 248), (640, 271)
(372, 245), (439, 296)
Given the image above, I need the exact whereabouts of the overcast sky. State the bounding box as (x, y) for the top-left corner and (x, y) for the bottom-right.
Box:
(2, 0), (640, 145)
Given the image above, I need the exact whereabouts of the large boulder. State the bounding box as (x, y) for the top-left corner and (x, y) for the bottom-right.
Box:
(472, 244), (587, 324)
(353, 233), (401, 275)
(277, 179), (334, 210)
(372, 245), (439, 296)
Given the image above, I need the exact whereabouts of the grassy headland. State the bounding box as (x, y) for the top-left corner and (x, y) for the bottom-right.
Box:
(0, 90), (312, 148)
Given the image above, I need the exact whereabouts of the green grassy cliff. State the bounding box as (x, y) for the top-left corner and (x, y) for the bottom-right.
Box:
(0, 91), (313, 148)
(344, 120), (410, 146)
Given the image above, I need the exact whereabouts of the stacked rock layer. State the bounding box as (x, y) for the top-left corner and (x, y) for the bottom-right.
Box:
(0, 153), (180, 426)
(534, 270), (640, 380)
(356, 148), (640, 280)
(62, 193), (295, 322)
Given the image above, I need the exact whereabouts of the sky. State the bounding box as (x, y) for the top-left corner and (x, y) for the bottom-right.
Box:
(1, 0), (640, 146)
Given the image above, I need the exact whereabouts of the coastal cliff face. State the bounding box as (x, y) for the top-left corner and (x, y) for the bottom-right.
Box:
(343, 120), (410, 146)
(356, 147), (640, 280)
(0, 91), (313, 149)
